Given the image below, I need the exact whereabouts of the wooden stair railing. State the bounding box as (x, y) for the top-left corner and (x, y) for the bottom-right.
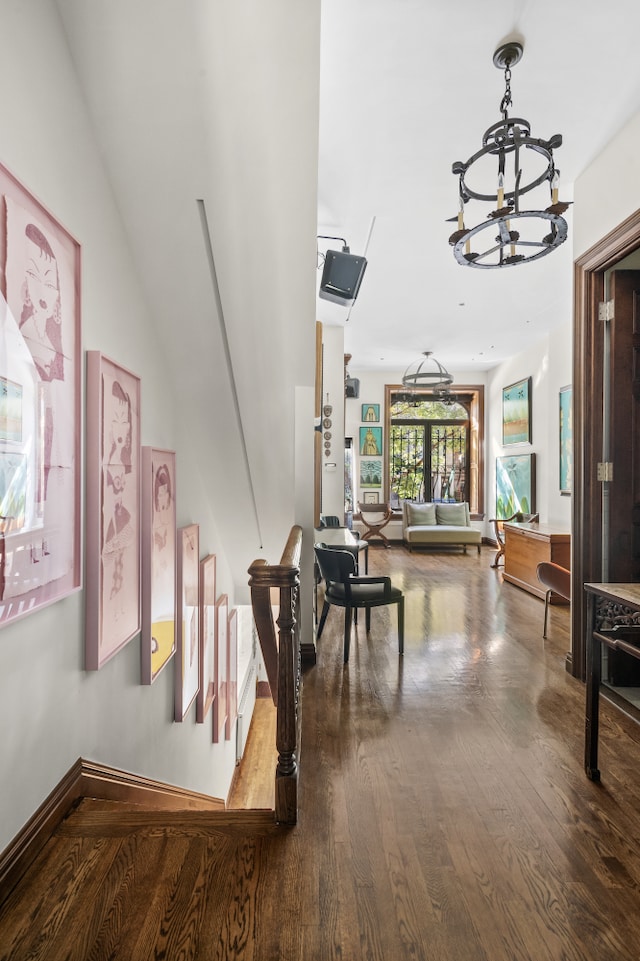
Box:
(248, 525), (303, 825)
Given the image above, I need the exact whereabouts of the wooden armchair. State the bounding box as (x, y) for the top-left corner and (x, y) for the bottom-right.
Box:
(490, 511), (539, 568)
(357, 502), (394, 548)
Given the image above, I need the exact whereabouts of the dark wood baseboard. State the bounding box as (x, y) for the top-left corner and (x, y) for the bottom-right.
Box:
(0, 757), (225, 907)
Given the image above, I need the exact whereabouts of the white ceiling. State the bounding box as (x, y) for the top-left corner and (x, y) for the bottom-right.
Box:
(317, 0), (640, 374)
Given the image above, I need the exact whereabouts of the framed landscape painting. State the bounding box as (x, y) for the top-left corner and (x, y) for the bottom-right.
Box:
(0, 161), (81, 629)
(227, 606), (238, 741)
(175, 524), (200, 721)
(360, 458), (382, 488)
(86, 352), (141, 670)
(559, 385), (572, 495)
(495, 453), (536, 520)
(502, 377), (532, 445)
(141, 447), (176, 684)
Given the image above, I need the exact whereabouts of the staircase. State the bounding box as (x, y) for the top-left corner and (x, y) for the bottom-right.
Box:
(0, 797), (288, 960)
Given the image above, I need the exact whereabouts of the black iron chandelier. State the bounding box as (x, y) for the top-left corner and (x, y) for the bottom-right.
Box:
(402, 350), (453, 390)
(448, 40), (569, 268)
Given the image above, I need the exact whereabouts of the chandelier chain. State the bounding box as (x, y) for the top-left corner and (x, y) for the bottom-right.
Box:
(500, 64), (513, 118)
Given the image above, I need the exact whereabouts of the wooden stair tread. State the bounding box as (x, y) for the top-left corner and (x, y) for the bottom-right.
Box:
(59, 801), (279, 838)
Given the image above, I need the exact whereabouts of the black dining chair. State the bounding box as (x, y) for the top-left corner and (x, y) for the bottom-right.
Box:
(319, 514), (342, 528)
(314, 545), (404, 663)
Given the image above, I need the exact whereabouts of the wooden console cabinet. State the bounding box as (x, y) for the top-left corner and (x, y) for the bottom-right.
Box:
(503, 522), (571, 601)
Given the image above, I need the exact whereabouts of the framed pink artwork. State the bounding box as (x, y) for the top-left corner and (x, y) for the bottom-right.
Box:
(196, 554), (216, 723)
(213, 593), (228, 743)
(175, 523), (200, 721)
(141, 447), (176, 684)
(0, 161), (81, 628)
(85, 352), (141, 669)
(226, 606), (238, 740)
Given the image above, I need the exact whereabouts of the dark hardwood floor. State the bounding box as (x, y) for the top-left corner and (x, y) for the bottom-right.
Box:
(4, 545), (640, 959)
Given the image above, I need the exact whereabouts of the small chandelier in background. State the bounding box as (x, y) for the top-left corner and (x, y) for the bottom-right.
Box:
(402, 351), (453, 390)
(448, 40), (570, 269)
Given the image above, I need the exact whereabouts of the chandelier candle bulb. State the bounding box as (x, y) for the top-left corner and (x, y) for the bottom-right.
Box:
(497, 172), (505, 209)
(551, 170), (559, 205)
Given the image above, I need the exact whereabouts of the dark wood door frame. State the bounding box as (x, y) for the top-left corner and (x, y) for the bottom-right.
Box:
(571, 208), (640, 680)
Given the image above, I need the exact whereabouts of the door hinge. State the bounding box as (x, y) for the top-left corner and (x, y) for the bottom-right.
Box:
(599, 300), (614, 322)
(597, 462), (614, 482)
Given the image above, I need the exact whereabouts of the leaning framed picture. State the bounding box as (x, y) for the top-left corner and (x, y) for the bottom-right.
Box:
(495, 453), (536, 519)
(559, 385), (572, 495)
(86, 352), (141, 670)
(0, 162), (81, 629)
(197, 553), (216, 723)
(502, 376), (532, 445)
(213, 593), (228, 743)
(175, 523), (200, 721)
(141, 447), (176, 684)
(363, 491), (379, 504)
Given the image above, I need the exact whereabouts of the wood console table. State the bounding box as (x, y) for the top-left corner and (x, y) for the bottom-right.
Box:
(503, 522), (571, 600)
(584, 582), (640, 782)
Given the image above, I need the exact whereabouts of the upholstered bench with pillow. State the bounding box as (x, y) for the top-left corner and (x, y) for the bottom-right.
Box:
(401, 501), (481, 553)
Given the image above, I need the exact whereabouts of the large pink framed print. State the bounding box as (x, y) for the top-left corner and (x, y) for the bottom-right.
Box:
(85, 352), (141, 670)
(213, 593), (228, 743)
(196, 554), (216, 723)
(175, 524), (200, 721)
(0, 163), (81, 627)
(141, 447), (176, 684)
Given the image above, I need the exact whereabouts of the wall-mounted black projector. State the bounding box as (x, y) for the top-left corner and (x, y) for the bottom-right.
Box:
(318, 248), (367, 307)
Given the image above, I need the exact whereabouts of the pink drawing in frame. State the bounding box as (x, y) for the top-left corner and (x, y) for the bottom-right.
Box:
(226, 606), (238, 740)
(85, 352), (141, 670)
(196, 554), (216, 723)
(213, 593), (228, 743)
(0, 161), (81, 628)
(141, 447), (176, 684)
(175, 524), (200, 721)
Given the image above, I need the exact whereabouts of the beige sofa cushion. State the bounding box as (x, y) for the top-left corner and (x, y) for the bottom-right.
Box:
(406, 502), (436, 526)
(435, 503), (469, 526)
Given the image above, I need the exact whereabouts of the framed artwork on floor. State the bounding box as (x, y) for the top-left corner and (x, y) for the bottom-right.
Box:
(359, 425), (382, 456)
(213, 593), (228, 743)
(141, 447), (176, 684)
(495, 453), (536, 519)
(559, 385), (572, 495)
(502, 376), (532, 445)
(175, 524), (200, 721)
(86, 352), (141, 670)
(0, 161), (81, 629)
(227, 606), (238, 740)
(197, 553), (216, 723)
(361, 403), (380, 422)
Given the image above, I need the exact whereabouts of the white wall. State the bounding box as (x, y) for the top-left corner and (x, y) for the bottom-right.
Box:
(0, 0), (319, 852)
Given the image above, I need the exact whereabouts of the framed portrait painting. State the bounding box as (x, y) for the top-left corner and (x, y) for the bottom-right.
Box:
(175, 524), (200, 721)
(197, 553), (216, 723)
(141, 447), (176, 684)
(559, 385), (572, 495)
(361, 403), (380, 422)
(213, 593), (228, 743)
(0, 162), (81, 628)
(502, 377), (532, 445)
(86, 352), (141, 670)
(495, 453), (536, 520)
(359, 425), (382, 456)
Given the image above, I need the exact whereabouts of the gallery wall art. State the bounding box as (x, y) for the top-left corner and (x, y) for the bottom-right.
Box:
(495, 453), (536, 520)
(86, 352), (141, 669)
(213, 593), (228, 743)
(197, 553), (216, 723)
(175, 523), (200, 721)
(0, 162), (81, 628)
(141, 447), (176, 684)
(502, 377), (532, 446)
(559, 385), (572, 495)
